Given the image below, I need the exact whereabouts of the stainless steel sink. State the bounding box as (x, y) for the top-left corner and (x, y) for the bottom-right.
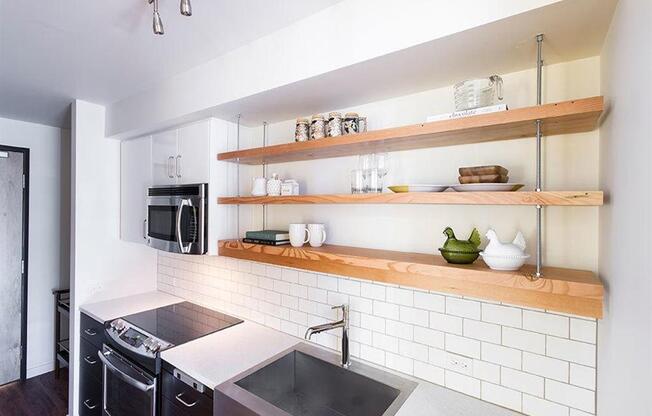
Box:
(215, 343), (416, 416)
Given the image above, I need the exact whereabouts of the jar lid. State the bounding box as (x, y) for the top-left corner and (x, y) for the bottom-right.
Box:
(297, 118), (309, 124)
(344, 112), (359, 118)
(311, 114), (324, 121)
(328, 112), (342, 118)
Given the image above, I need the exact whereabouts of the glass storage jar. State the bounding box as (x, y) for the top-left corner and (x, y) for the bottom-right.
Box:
(343, 112), (359, 135)
(295, 118), (310, 142)
(327, 112), (343, 137)
(310, 114), (326, 140)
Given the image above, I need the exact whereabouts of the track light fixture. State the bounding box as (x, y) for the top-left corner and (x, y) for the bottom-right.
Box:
(148, 0), (192, 35)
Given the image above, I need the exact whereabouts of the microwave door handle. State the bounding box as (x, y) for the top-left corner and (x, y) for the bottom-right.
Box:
(176, 199), (192, 254)
(98, 350), (155, 393)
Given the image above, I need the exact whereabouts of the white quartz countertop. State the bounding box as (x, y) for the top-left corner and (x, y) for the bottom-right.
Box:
(80, 291), (183, 322)
(81, 291), (520, 415)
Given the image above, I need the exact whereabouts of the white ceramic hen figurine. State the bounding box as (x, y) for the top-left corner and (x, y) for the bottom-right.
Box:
(483, 229), (527, 257)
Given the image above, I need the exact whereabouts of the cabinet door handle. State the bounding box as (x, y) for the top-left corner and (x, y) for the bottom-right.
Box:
(83, 399), (98, 410)
(84, 328), (97, 336)
(83, 355), (97, 365)
(175, 155), (182, 178)
(167, 156), (175, 179)
(175, 392), (198, 408)
(143, 219), (148, 240)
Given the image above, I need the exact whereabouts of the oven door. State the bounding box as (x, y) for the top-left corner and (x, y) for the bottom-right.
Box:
(146, 195), (205, 255)
(98, 344), (157, 416)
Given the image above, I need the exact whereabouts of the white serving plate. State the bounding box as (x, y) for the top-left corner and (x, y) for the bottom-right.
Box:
(450, 183), (524, 192)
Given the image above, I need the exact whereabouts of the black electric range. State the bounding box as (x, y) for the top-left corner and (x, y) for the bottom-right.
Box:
(98, 301), (242, 416)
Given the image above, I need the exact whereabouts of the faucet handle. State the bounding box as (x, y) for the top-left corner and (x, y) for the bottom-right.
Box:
(331, 304), (349, 319)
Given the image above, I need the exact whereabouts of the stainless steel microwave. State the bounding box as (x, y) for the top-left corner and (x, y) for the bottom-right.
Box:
(146, 184), (207, 255)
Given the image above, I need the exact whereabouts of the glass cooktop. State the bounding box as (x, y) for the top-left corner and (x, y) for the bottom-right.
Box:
(121, 301), (243, 347)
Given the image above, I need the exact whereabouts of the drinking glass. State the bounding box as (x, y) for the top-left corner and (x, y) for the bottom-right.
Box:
(351, 169), (365, 194)
(365, 168), (383, 193)
(358, 154), (375, 171)
(375, 153), (389, 176)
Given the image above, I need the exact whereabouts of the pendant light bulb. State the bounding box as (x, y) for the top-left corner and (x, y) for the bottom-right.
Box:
(180, 0), (192, 16)
(152, 0), (164, 35)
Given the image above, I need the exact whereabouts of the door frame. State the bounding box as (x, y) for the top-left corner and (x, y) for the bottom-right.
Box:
(0, 144), (29, 381)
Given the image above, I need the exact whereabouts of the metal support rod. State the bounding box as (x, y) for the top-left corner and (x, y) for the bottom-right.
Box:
(262, 122), (268, 230)
(534, 34), (544, 279)
(236, 114), (241, 238)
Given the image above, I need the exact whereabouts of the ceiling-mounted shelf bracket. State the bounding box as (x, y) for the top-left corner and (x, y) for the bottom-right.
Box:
(262, 122), (268, 230)
(532, 33), (545, 280)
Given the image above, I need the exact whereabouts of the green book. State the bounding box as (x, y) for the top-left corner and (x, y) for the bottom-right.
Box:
(245, 230), (290, 241)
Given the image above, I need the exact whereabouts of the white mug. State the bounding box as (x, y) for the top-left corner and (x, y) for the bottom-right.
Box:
(308, 224), (327, 247)
(252, 177), (267, 196)
(289, 224), (310, 247)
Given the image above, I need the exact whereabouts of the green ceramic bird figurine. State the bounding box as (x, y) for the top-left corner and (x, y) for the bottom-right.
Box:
(439, 227), (482, 264)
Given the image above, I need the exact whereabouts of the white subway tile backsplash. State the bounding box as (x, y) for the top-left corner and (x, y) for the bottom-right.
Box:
(523, 394), (570, 416)
(385, 352), (414, 375)
(472, 360), (500, 383)
(482, 304), (522, 328)
(414, 327), (445, 349)
(338, 279), (361, 296)
(399, 339), (429, 362)
(297, 271), (317, 287)
(399, 306), (429, 327)
(523, 352), (569, 382)
(481, 382), (522, 412)
(463, 319), (501, 344)
(360, 344), (385, 366)
(317, 274), (338, 291)
(387, 287), (414, 306)
(547, 337), (596, 367)
(446, 297), (481, 320)
(158, 255), (599, 416)
(373, 300), (400, 320)
(373, 332), (399, 353)
(501, 367), (544, 397)
(430, 312), (463, 335)
(445, 334), (481, 359)
(503, 327), (546, 354)
(445, 371), (481, 398)
(482, 343), (522, 369)
(570, 319), (596, 344)
(414, 292), (445, 312)
(360, 282), (386, 301)
(523, 311), (569, 338)
(414, 362), (445, 386)
(386, 320), (414, 341)
(569, 364), (596, 390)
(545, 380), (595, 413)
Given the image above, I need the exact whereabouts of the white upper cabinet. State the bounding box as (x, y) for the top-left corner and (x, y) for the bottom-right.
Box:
(151, 129), (178, 185)
(177, 120), (210, 184)
(120, 136), (152, 244)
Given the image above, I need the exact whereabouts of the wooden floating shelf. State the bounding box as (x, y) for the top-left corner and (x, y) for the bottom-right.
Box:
(218, 96), (604, 165)
(219, 240), (604, 318)
(218, 191), (603, 206)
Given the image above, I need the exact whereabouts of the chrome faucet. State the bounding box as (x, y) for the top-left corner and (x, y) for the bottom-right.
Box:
(305, 304), (350, 368)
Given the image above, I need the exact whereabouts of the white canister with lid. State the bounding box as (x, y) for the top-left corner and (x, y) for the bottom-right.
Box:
(266, 173), (282, 196)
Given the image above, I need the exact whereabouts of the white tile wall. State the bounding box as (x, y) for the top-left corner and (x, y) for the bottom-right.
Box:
(157, 253), (599, 416)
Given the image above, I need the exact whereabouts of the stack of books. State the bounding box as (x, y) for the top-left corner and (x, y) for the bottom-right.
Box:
(243, 230), (290, 246)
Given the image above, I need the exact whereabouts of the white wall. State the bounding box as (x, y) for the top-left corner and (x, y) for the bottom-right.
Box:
(69, 100), (158, 415)
(0, 116), (69, 378)
(598, 1), (652, 415)
(238, 57), (601, 272)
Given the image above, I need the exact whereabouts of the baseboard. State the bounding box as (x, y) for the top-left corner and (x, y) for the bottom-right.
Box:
(27, 361), (55, 378)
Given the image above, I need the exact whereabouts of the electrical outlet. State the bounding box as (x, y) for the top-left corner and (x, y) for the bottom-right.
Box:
(446, 352), (473, 375)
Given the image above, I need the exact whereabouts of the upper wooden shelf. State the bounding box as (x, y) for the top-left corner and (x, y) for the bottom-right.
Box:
(217, 96), (604, 165)
(218, 191), (603, 206)
(218, 240), (604, 318)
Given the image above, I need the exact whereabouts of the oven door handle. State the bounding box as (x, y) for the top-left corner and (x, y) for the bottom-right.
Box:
(98, 350), (155, 393)
(175, 198), (192, 254)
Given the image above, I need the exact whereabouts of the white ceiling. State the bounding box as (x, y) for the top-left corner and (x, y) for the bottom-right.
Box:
(0, 0), (341, 128)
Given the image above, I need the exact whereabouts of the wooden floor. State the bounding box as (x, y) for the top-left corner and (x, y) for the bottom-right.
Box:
(0, 369), (68, 416)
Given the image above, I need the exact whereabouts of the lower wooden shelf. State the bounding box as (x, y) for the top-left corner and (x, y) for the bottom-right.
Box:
(218, 191), (603, 206)
(219, 240), (604, 318)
